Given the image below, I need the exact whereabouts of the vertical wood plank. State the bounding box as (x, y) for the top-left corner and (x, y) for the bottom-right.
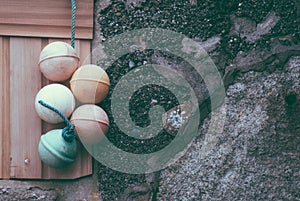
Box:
(0, 36), (11, 178)
(42, 39), (92, 179)
(9, 37), (42, 178)
(77, 40), (92, 66)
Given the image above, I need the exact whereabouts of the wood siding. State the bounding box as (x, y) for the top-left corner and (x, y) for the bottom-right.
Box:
(0, 0), (93, 39)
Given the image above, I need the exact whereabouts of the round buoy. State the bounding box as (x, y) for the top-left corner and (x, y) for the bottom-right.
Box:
(70, 104), (109, 145)
(70, 64), (110, 103)
(39, 41), (79, 82)
(35, 84), (75, 124)
(38, 129), (77, 168)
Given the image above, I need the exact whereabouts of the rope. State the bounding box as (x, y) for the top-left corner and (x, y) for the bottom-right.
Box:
(71, 0), (76, 48)
(38, 100), (76, 142)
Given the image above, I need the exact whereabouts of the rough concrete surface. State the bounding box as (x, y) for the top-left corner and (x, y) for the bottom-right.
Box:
(158, 57), (300, 201)
(93, 0), (300, 200)
(0, 174), (100, 201)
(0, 180), (57, 201)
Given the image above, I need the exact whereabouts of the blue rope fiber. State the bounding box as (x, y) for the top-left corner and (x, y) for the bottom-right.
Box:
(71, 0), (76, 48)
(38, 100), (76, 142)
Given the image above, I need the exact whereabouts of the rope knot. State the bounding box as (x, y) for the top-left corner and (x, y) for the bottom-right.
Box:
(62, 125), (76, 142)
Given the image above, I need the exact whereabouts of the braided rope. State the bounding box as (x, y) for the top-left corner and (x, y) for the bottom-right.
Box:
(38, 100), (76, 142)
(71, 0), (76, 48)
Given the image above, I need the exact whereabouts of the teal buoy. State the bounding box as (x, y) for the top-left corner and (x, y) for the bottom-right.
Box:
(37, 100), (77, 168)
(38, 129), (77, 168)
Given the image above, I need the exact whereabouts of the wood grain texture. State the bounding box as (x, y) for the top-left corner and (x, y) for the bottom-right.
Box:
(0, 0), (93, 39)
(0, 36), (11, 178)
(9, 37), (43, 178)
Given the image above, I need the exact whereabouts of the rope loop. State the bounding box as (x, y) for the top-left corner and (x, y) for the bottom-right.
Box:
(38, 100), (76, 142)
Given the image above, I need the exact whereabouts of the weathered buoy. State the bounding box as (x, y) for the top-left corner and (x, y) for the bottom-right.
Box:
(70, 104), (109, 145)
(70, 64), (110, 103)
(39, 41), (79, 82)
(38, 129), (77, 168)
(35, 84), (75, 124)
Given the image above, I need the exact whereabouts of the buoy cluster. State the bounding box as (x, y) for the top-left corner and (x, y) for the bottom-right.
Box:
(35, 41), (110, 168)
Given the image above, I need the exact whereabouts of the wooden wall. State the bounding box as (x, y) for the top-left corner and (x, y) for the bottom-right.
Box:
(0, 0), (93, 179)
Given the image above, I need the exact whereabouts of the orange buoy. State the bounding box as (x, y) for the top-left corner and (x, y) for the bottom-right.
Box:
(70, 104), (109, 145)
(70, 64), (110, 103)
(35, 84), (75, 124)
(39, 41), (79, 82)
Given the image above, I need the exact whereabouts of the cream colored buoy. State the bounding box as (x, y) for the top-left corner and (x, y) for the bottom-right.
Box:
(39, 41), (79, 82)
(35, 84), (75, 124)
(70, 104), (109, 145)
(70, 64), (110, 104)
